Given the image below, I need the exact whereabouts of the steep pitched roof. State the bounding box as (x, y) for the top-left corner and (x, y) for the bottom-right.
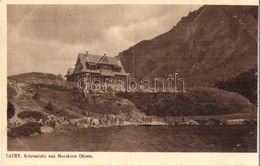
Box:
(78, 53), (122, 67)
(65, 68), (75, 77)
(78, 53), (87, 70)
(68, 52), (127, 76)
(86, 54), (102, 64)
(98, 55), (120, 66)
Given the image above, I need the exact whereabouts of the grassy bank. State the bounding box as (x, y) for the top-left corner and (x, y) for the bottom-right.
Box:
(117, 87), (256, 116)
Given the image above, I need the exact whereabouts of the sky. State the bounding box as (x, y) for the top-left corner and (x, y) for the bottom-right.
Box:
(7, 5), (201, 76)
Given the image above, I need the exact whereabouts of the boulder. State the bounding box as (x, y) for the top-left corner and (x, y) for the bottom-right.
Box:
(45, 101), (53, 111)
(30, 132), (40, 137)
(225, 119), (246, 125)
(91, 118), (99, 125)
(115, 118), (120, 125)
(62, 120), (70, 125)
(81, 117), (91, 125)
(189, 120), (200, 125)
(40, 126), (54, 133)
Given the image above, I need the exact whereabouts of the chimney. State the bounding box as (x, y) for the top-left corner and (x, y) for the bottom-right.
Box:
(86, 51), (88, 55)
(104, 53), (106, 56)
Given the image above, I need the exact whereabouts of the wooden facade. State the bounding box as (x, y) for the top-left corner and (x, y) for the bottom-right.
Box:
(65, 51), (128, 84)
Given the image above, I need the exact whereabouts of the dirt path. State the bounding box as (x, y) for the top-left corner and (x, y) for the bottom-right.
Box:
(9, 82), (26, 99)
(8, 82), (28, 123)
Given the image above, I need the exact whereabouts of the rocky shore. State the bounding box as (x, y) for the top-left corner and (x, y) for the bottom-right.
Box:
(7, 112), (257, 138)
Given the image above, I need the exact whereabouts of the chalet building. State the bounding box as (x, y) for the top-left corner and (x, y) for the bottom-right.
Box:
(65, 51), (128, 83)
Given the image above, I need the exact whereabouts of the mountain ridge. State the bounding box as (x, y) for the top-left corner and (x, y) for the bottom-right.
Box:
(119, 5), (258, 87)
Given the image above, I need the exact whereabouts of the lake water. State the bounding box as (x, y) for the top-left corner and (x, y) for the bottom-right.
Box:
(8, 125), (256, 152)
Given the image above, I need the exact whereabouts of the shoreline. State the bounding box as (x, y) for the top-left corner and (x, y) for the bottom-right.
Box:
(10, 117), (257, 138)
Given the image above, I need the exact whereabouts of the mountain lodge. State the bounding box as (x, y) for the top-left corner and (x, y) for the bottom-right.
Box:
(65, 51), (128, 83)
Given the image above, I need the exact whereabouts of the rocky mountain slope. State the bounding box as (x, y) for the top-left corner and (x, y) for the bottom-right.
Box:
(119, 5), (258, 87)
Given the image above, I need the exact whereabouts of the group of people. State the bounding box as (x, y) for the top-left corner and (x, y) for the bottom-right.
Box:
(74, 114), (124, 126)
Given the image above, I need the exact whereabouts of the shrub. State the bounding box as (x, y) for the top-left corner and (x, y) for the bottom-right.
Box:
(7, 102), (15, 119)
(18, 111), (45, 121)
(32, 93), (40, 100)
(8, 122), (42, 137)
(45, 101), (53, 111)
(215, 68), (257, 105)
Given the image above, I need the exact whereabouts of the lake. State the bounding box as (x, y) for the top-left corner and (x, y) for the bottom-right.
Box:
(8, 125), (256, 152)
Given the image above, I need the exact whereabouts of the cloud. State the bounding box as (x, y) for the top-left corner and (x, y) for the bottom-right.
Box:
(7, 5), (201, 76)
(8, 31), (89, 75)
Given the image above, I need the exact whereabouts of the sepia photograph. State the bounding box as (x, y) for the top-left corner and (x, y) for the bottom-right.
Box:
(1, 0), (259, 165)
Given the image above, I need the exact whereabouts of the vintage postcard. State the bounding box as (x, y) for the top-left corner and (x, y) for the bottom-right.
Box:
(0, 0), (259, 165)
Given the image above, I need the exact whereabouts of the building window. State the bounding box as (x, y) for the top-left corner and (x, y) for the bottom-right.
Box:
(115, 67), (121, 72)
(89, 65), (96, 70)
